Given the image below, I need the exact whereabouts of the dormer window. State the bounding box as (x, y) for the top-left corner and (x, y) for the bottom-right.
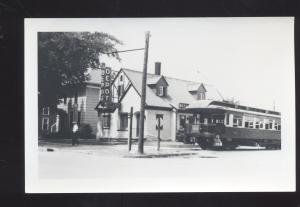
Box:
(198, 91), (206, 100)
(148, 75), (168, 97)
(157, 86), (165, 97)
(197, 83), (206, 100)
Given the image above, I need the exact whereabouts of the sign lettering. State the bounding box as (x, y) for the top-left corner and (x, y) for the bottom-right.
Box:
(100, 67), (112, 106)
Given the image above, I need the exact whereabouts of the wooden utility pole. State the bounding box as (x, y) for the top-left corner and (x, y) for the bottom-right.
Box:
(128, 107), (133, 151)
(138, 31), (150, 154)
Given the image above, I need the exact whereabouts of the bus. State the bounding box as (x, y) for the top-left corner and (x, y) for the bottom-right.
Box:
(177, 100), (281, 150)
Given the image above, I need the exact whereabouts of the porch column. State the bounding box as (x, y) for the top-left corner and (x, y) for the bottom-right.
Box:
(171, 109), (177, 141)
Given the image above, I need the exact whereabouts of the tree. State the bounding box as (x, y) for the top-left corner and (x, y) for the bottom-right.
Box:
(38, 32), (122, 107)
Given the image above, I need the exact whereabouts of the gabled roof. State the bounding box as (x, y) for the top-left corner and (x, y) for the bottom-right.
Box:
(121, 68), (224, 109)
(147, 75), (169, 86)
(122, 69), (171, 108)
(188, 83), (207, 92)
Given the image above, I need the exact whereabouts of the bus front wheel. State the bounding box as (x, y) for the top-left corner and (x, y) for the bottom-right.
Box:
(197, 139), (210, 150)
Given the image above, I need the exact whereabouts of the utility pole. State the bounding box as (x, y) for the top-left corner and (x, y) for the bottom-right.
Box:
(138, 31), (150, 154)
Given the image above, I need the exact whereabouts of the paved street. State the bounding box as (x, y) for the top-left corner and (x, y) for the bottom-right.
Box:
(38, 141), (288, 183)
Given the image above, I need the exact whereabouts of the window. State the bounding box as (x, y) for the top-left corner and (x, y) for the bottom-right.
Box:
(102, 114), (111, 129)
(255, 121), (259, 129)
(119, 113), (128, 130)
(42, 117), (49, 131)
(157, 86), (164, 96)
(274, 119), (281, 131)
(249, 122), (254, 128)
(118, 85), (124, 98)
(269, 120), (273, 130)
(255, 118), (263, 129)
(233, 115), (243, 127)
(245, 116), (254, 129)
(120, 75), (123, 82)
(265, 123), (269, 130)
(212, 114), (224, 124)
(260, 122), (264, 129)
(42, 107), (50, 115)
(198, 92), (206, 100)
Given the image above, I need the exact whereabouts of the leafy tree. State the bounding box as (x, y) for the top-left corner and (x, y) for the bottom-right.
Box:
(38, 32), (122, 107)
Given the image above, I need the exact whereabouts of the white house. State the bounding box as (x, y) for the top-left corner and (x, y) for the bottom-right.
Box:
(95, 62), (223, 141)
(55, 69), (117, 136)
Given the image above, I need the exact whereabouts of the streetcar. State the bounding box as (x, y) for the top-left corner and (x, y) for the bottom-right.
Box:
(177, 100), (281, 150)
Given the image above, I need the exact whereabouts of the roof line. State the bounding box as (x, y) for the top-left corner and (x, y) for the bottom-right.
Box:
(122, 68), (176, 108)
(122, 68), (202, 84)
(121, 68), (142, 97)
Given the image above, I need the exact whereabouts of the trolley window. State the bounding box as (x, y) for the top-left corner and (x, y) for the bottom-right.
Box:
(245, 116), (254, 129)
(255, 118), (263, 129)
(233, 115), (243, 127)
(269, 120), (273, 130)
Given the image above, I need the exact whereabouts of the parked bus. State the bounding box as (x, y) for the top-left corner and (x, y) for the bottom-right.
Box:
(177, 100), (281, 150)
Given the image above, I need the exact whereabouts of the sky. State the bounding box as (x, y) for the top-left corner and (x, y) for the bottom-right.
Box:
(35, 17), (295, 112)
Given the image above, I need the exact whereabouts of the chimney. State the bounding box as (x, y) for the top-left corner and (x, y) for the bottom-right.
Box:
(155, 62), (161, 76)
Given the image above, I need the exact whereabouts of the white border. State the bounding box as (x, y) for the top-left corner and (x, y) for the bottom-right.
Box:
(25, 18), (295, 193)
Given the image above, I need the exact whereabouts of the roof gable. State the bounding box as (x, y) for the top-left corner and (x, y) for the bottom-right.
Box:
(199, 83), (207, 92)
(122, 69), (171, 108)
(121, 68), (223, 109)
(147, 76), (169, 87)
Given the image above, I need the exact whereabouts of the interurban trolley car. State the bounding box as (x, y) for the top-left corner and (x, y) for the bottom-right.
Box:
(177, 100), (281, 150)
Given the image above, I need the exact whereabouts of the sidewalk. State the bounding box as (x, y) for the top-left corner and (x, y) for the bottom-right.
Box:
(39, 139), (201, 158)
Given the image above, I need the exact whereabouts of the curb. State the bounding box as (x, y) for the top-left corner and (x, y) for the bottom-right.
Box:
(124, 152), (197, 158)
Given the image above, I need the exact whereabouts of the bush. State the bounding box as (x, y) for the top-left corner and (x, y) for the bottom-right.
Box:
(79, 123), (94, 139)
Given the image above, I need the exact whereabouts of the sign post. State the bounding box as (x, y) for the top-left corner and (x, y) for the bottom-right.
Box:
(128, 107), (133, 151)
(156, 114), (163, 151)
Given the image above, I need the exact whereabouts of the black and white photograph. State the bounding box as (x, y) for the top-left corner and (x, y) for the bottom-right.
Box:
(25, 17), (295, 193)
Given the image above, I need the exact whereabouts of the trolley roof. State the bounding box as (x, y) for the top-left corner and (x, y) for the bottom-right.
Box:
(185, 100), (281, 118)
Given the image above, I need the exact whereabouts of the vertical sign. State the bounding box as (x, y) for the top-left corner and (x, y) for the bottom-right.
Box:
(100, 67), (112, 106)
